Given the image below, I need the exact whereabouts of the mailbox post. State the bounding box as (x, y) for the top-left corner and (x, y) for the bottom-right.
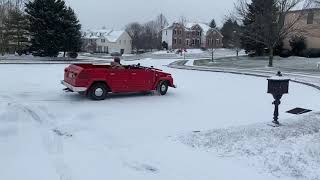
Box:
(267, 71), (290, 125)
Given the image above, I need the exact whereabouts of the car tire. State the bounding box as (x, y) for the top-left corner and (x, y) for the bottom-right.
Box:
(88, 83), (108, 100)
(157, 81), (168, 96)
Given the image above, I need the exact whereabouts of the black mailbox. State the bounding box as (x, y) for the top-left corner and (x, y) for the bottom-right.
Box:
(267, 78), (289, 95)
(267, 71), (290, 126)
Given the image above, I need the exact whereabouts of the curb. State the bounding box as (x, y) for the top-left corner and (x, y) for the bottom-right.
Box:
(168, 60), (320, 91)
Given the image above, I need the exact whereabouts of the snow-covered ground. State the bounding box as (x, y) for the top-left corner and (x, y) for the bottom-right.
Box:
(185, 49), (246, 66)
(0, 58), (319, 180)
(152, 49), (205, 55)
(152, 50), (176, 55)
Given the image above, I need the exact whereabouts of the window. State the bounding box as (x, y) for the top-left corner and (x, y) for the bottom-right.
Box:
(119, 40), (121, 44)
(101, 39), (105, 43)
(166, 30), (167, 35)
(124, 40), (126, 44)
(196, 39), (200, 46)
(178, 39), (182, 44)
(97, 46), (102, 52)
(216, 39), (220, 45)
(307, 12), (314, 24)
(173, 30), (177, 35)
(173, 38), (177, 44)
(186, 40), (189, 46)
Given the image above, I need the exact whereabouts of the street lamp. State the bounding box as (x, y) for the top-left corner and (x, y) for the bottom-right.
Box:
(267, 71), (290, 126)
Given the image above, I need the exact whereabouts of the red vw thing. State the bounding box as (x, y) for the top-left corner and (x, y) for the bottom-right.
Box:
(61, 63), (176, 100)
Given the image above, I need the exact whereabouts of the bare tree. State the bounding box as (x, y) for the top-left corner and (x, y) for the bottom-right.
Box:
(179, 15), (187, 26)
(125, 22), (144, 51)
(0, 0), (28, 55)
(155, 13), (168, 32)
(230, 30), (242, 57)
(143, 20), (159, 50)
(235, 0), (309, 67)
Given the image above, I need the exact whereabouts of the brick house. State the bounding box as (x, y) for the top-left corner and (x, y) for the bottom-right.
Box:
(162, 22), (223, 50)
(284, 8), (320, 49)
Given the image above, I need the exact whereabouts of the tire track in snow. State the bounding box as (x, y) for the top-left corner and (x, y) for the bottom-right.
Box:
(34, 106), (74, 180)
(4, 103), (74, 180)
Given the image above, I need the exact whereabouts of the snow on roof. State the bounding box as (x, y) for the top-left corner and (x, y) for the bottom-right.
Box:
(163, 22), (222, 36)
(185, 22), (211, 34)
(162, 24), (173, 30)
(82, 29), (125, 42)
(106, 30), (125, 42)
(291, 0), (320, 11)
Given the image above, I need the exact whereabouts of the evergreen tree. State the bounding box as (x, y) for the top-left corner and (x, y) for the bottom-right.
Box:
(240, 0), (266, 56)
(240, 0), (285, 66)
(25, 0), (81, 57)
(4, 8), (29, 53)
(0, 1), (10, 55)
(0, 22), (8, 55)
(60, 7), (82, 57)
(162, 41), (168, 50)
(221, 19), (240, 48)
(209, 19), (216, 28)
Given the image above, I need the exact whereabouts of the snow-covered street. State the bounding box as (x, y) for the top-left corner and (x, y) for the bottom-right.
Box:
(0, 58), (320, 180)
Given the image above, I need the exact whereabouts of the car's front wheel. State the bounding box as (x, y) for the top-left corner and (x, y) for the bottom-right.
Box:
(88, 83), (108, 100)
(157, 81), (168, 95)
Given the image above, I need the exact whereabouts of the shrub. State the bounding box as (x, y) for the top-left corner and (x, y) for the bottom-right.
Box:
(300, 48), (320, 58)
(67, 52), (78, 58)
(274, 41), (284, 56)
(279, 49), (292, 58)
(200, 47), (207, 51)
(289, 35), (306, 56)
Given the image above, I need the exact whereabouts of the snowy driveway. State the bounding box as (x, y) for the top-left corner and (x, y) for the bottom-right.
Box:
(0, 59), (319, 180)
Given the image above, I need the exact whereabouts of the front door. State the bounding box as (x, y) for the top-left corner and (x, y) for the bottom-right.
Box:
(120, 49), (125, 55)
(108, 69), (128, 93)
(128, 69), (154, 92)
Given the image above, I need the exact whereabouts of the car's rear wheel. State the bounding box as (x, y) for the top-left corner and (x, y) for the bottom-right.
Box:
(88, 83), (108, 100)
(157, 81), (168, 95)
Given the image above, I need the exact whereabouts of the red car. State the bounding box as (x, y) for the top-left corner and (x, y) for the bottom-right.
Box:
(61, 64), (176, 100)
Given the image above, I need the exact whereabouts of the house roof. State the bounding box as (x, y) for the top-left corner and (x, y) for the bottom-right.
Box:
(162, 22), (222, 37)
(290, 0), (320, 11)
(185, 22), (211, 34)
(82, 29), (127, 42)
(186, 22), (223, 37)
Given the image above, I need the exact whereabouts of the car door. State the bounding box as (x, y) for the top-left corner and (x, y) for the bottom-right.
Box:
(107, 69), (129, 93)
(128, 68), (154, 92)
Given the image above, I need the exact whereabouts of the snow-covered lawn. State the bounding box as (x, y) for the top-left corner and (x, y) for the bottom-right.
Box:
(152, 48), (245, 58)
(152, 50), (176, 55)
(0, 58), (319, 180)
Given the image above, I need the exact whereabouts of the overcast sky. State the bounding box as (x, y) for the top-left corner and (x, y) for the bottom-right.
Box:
(64, 0), (238, 30)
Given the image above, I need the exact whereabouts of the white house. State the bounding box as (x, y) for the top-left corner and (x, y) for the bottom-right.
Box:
(82, 29), (132, 54)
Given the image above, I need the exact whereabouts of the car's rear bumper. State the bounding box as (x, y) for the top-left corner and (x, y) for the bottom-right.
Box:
(61, 80), (87, 92)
